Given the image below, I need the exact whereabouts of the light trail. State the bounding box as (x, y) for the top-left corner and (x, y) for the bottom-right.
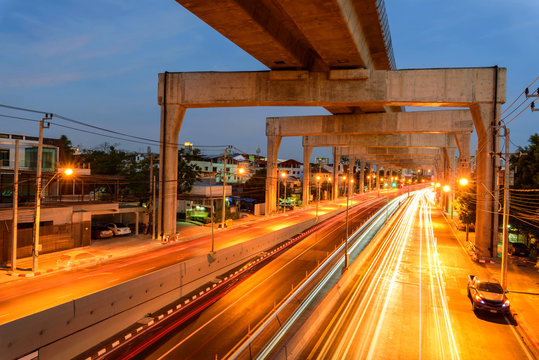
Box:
(308, 190), (462, 359)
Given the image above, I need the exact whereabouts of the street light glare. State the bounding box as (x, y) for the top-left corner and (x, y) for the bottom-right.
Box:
(281, 172), (287, 178)
(64, 168), (73, 176)
(443, 185), (450, 192)
(238, 167), (245, 174)
(435, 183), (441, 187)
(459, 178), (469, 186)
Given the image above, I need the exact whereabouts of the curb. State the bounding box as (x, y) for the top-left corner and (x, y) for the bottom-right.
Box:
(85, 221), (329, 360)
(510, 310), (539, 358)
(7, 254), (113, 278)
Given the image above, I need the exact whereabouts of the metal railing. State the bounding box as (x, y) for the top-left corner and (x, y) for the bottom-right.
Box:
(376, 0), (397, 70)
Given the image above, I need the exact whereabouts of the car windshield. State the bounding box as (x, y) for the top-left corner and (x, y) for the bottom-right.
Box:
(115, 223), (127, 227)
(477, 282), (504, 294)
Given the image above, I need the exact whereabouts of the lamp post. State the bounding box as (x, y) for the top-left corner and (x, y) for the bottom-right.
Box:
(443, 185), (450, 214)
(281, 171), (287, 213)
(328, 177), (332, 201)
(316, 175), (321, 221)
(237, 167), (246, 217)
(33, 167), (73, 272)
(344, 178), (354, 270)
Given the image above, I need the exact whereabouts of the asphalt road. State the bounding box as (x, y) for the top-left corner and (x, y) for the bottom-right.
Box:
(0, 192), (388, 325)
(301, 190), (533, 360)
(106, 197), (388, 359)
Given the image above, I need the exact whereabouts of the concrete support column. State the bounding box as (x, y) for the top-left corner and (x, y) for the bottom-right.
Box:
(376, 165), (380, 192)
(367, 164), (371, 192)
(302, 145), (313, 207)
(158, 104), (184, 238)
(347, 157), (353, 196)
(265, 135), (282, 216)
(332, 147), (340, 200)
(359, 161), (364, 194)
(456, 133), (471, 180)
(351, 157), (358, 195)
(471, 104), (500, 257)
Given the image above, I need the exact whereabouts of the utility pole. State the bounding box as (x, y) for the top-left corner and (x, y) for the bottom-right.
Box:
(221, 146), (230, 229)
(149, 155), (155, 239)
(499, 125), (510, 289)
(11, 140), (19, 272)
(344, 178), (350, 271)
(33, 114), (51, 273)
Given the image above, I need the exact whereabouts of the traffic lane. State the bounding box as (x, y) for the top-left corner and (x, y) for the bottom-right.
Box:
(305, 191), (531, 360)
(0, 194), (389, 324)
(430, 209), (533, 360)
(135, 201), (384, 359)
(0, 213), (313, 322)
(311, 193), (420, 359)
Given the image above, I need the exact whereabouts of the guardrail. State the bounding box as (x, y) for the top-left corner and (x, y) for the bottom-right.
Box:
(226, 194), (407, 359)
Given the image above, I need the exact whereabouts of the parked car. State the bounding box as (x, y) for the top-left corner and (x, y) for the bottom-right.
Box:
(106, 223), (132, 236)
(91, 225), (114, 239)
(467, 275), (510, 314)
(508, 242), (529, 256)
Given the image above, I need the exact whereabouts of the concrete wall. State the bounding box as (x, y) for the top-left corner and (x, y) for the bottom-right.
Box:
(0, 204), (346, 359)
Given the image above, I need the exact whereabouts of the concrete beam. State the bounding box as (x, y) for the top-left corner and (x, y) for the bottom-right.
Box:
(302, 133), (457, 149)
(158, 69), (505, 108)
(157, 67), (506, 256)
(266, 110), (473, 136)
(335, 147), (443, 157)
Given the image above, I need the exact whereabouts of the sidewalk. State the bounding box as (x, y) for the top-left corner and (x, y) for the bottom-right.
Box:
(0, 196), (360, 282)
(444, 213), (539, 357)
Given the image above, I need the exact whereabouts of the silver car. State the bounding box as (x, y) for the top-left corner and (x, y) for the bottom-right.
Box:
(106, 223), (132, 236)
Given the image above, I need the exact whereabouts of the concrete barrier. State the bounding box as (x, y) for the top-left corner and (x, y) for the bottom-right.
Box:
(1, 205), (348, 360)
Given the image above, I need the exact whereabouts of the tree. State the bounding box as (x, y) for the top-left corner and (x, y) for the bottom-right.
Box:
(177, 148), (201, 194)
(59, 135), (75, 162)
(454, 184), (476, 225)
(243, 168), (266, 202)
(509, 133), (539, 246)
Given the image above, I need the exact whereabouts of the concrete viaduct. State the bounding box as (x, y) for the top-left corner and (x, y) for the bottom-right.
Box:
(162, 0), (506, 257)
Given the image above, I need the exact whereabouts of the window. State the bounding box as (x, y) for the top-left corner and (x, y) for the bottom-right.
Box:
(0, 149), (8, 167)
(25, 147), (56, 170)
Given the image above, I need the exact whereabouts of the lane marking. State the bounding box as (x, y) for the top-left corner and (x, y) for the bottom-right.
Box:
(505, 316), (535, 360)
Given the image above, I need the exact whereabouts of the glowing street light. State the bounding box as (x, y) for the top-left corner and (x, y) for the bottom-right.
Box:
(443, 185), (451, 192)
(459, 178), (469, 186)
(33, 167), (73, 272)
(344, 178), (354, 271)
(281, 171), (288, 213)
(316, 175), (321, 221)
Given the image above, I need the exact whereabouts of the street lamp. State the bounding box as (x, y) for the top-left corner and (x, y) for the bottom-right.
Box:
(33, 167), (73, 272)
(459, 177), (469, 186)
(237, 167), (246, 217)
(316, 175), (321, 221)
(344, 178), (354, 271)
(281, 171), (288, 213)
(327, 177), (332, 201)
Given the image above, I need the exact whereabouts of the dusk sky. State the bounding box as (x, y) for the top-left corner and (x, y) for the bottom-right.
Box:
(0, 0), (537, 161)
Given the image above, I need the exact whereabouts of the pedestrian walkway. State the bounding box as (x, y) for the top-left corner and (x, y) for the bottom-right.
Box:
(443, 212), (539, 357)
(0, 193), (373, 282)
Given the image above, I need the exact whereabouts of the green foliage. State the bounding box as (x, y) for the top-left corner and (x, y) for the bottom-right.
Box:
(509, 133), (539, 241)
(454, 183), (476, 225)
(80, 144), (201, 201)
(177, 148), (201, 194)
(59, 135), (75, 162)
(243, 168), (266, 202)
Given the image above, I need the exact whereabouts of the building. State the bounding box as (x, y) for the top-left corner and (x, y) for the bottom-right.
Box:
(0, 133), (144, 266)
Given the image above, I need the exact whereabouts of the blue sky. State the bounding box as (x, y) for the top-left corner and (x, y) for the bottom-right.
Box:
(0, 0), (537, 161)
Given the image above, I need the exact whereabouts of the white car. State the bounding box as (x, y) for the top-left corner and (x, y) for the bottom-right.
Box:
(106, 223), (132, 236)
